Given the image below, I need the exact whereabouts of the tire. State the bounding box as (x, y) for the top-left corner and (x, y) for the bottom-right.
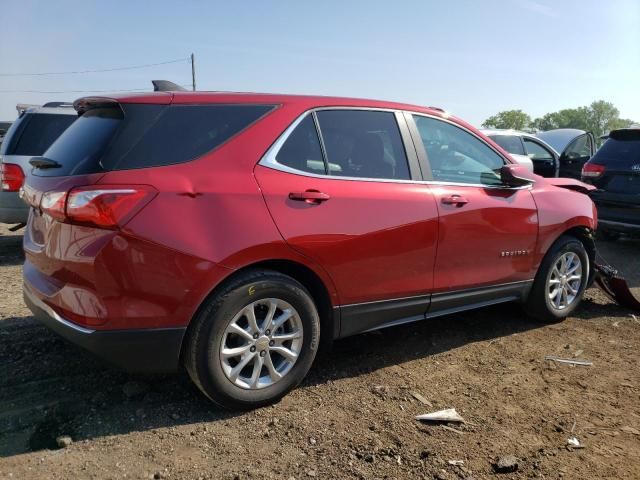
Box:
(183, 269), (320, 410)
(526, 235), (589, 323)
(596, 228), (621, 242)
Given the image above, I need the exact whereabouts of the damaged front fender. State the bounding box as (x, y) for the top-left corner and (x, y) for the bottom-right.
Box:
(593, 256), (640, 312)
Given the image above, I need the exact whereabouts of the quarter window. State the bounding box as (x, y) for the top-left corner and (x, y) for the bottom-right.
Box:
(413, 115), (505, 185)
(276, 115), (325, 174)
(315, 110), (411, 180)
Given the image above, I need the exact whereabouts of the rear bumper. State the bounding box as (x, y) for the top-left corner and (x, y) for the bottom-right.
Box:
(24, 284), (186, 374)
(0, 191), (28, 224)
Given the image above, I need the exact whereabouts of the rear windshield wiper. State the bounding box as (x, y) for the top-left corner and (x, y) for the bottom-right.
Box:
(30, 156), (62, 169)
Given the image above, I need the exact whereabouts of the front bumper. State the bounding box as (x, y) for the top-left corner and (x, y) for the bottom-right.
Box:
(24, 285), (186, 374)
(0, 191), (28, 224)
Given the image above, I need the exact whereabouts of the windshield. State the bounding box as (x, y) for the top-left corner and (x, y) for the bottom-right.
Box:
(591, 135), (640, 168)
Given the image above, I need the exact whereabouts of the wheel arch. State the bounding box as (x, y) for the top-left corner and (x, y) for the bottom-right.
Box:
(561, 225), (596, 285)
(180, 258), (339, 363)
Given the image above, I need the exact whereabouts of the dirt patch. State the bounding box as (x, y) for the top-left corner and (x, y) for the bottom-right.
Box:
(1, 224), (639, 479)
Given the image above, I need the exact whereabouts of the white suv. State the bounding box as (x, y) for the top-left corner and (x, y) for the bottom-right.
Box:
(0, 103), (76, 225)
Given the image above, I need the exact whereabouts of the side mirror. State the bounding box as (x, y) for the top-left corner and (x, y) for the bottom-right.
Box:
(501, 164), (536, 188)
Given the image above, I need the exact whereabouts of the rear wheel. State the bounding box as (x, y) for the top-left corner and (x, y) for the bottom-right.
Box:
(526, 235), (589, 323)
(183, 270), (320, 410)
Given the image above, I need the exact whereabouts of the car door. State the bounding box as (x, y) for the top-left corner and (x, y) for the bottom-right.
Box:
(559, 133), (595, 178)
(406, 113), (539, 312)
(255, 109), (439, 336)
(523, 137), (559, 177)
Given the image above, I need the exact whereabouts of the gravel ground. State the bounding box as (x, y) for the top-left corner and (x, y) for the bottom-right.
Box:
(0, 224), (639, 479)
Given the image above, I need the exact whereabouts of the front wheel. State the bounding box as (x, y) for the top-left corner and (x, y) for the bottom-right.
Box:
(526, 235), (589, 323)
(183, 270), (320, 410)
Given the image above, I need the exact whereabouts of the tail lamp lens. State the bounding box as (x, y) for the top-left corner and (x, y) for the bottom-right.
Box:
(40, 191), (67, 221)
(1, 163), (25, 192)
(582, 163), (605, 178)
(40, 185), (156, 228)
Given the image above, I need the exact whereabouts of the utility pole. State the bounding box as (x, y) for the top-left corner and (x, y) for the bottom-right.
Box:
(191, 53), (196, 91)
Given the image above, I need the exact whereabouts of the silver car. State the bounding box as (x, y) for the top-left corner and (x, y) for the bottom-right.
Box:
(0, 104), (76, 225)
(536, 129), (595, 179)
(481, 128), (558, 177)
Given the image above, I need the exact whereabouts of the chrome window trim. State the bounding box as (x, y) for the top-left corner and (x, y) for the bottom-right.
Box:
(258, 107), (531, 191)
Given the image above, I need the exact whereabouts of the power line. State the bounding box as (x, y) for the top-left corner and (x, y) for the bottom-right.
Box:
(0, 57), (189, 77)
(0, 84), (193, 94)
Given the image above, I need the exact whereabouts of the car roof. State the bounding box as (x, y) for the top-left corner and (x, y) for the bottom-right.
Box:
(479, 128), (537, 138)
(74, 90), (453, 119)
(480, 128), (560, 154)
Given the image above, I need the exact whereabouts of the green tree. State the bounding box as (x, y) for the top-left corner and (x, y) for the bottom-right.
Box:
(482, 110), (531, 130)
(586, 100), (635, 138)
(531, 101), (636, 138)
(531, 107), (590, 131)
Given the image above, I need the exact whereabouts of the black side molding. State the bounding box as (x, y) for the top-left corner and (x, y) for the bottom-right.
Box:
(337, 281), (533, 338)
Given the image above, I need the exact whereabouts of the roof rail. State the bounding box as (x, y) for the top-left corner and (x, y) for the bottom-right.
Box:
(42, 101), (74, 108)
(428, 106), (445, 112)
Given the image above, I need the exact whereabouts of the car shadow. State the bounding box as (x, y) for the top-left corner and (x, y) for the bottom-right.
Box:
(308, 293), (634, 387)
(0, 232), (24, 267)
(0, 293), (633, 457)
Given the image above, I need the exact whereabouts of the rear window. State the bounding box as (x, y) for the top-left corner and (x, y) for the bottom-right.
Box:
(37, 103), (275, 176)
(0, 113), (75, 157)
(488, 135), (525, 155)
(591, 134), (640, 168)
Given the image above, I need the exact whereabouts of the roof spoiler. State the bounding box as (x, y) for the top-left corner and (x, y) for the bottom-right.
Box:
(609, 128), (640, 140)
(73, 97), (121, 114)
(16, 103), (40, 114)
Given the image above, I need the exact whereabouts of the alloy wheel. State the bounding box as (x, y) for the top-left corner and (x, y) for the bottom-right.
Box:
(219, 298), (303, 389)
(547, 252), (583, 310)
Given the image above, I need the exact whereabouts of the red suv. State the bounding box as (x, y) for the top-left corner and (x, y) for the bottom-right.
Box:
(22, 92), (597, 409)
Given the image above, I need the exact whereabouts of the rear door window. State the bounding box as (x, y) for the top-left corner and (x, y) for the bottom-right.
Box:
(564, 134), (592, 160)
(523, 138), (555, 160)
(315, 110), (411, 180)
(2, 113), (75, 157)
(37, 104), (275, 176)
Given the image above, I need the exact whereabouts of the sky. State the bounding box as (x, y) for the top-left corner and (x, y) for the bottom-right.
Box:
(1, 0), (639, 126)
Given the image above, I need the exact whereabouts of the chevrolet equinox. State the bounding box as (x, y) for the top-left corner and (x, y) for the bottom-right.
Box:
(22, 92), (597, 409)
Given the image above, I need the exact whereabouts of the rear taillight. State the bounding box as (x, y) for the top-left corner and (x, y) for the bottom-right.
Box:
(41, 191), (67, 221)
(1, 163), (25, 192)
(582, 163), (606, 179)
(40, 185), (156, 228)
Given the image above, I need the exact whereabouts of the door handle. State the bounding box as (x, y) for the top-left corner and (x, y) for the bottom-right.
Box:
(441, 194), (469, 206)
(289, 190), (331, 204)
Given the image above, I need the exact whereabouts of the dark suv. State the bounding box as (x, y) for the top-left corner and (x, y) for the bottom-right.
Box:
(582, 128), (640, 239)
